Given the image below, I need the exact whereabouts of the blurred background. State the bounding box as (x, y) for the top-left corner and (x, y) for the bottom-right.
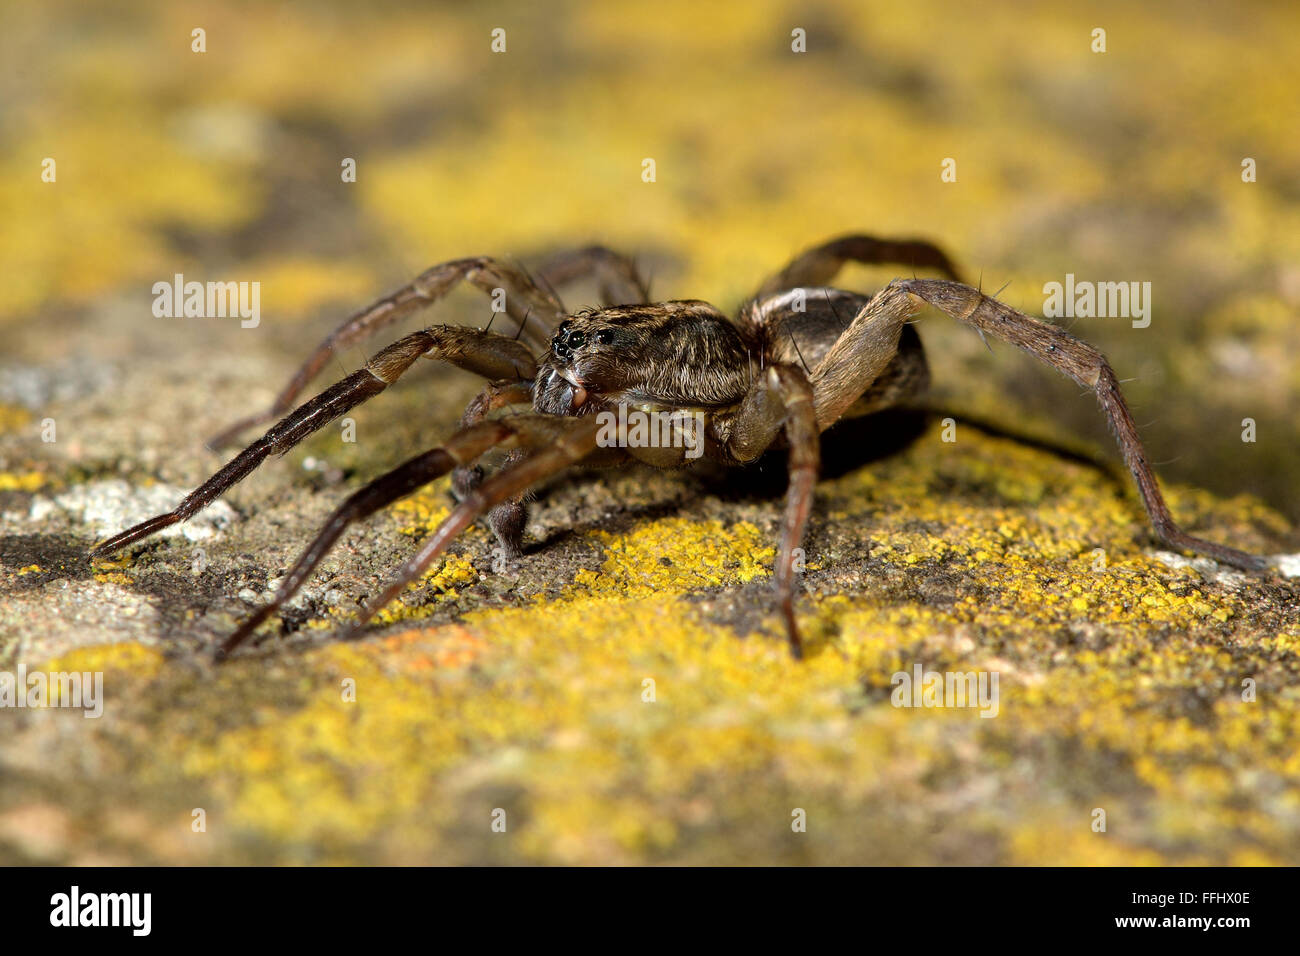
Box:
(2, 0), (1297, 516)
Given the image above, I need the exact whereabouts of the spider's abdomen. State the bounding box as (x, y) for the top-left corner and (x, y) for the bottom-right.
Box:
(747, 287), (869, 371)
(747, 286), (930, 421)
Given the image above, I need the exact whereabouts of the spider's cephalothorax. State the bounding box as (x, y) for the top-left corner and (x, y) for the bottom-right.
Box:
(534, 303), (754, 420)
(89, 236), (1276, 660)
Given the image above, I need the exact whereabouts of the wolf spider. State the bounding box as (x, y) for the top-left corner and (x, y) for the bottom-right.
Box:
(90, 234), (1272, 659)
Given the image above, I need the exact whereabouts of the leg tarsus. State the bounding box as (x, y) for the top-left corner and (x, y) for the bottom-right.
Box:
(216, 443), (461, 660)
(91, 367), (388, 557)
(487, 498), (527, 559)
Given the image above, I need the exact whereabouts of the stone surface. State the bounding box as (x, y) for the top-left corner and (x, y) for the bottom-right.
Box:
(1, 0), (1297, 864)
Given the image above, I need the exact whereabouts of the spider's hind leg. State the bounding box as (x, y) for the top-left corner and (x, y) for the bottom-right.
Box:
(895, 278), (1272, 572)
(756, 232), (964, 299)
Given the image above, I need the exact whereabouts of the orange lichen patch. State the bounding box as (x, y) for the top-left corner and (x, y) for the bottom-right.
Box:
(353, 624), (493, 672)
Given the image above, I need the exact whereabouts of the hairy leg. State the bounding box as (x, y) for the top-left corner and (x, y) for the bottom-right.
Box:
(216, 415), (580, 659)
(340, 415), (604, 639)
(756, 233), (964, 300)
(89, 327), (537, 557)
(844, 324), (931, 417)
(805, 284), (921, 427)
(534, 244), (651, 307)
(206, 257), (563, 449)
(726, 364), (821, 658)
(817, 278), (1271, 571)
(450, 380), (535, 557)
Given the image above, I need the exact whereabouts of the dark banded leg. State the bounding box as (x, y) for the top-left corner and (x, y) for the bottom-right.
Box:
(216, 419), (534, 659)
(756, 233), (965, 299)
(89, 327), (537, 557)
(205, 256), (565, 449)
(887, 279), (1269, 571)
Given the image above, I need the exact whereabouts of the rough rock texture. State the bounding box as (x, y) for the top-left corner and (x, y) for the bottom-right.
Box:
(1, 0), (1297, 864)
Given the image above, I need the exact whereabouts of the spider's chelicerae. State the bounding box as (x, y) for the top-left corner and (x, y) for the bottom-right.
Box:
(90, 234), (1273, 659)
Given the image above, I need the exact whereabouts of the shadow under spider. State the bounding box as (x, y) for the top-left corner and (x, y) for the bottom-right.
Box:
(694, 407), (1118, 502)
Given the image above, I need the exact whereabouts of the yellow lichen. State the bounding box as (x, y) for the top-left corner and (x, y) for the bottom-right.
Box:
(0, 472), (46, 492)
(564, 517), (774, 602)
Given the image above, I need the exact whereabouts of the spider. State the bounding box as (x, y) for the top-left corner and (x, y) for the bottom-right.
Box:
(89, 234), (1273, 660)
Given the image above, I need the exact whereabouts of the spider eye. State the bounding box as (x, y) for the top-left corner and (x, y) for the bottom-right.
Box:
(594, 329), (615, 346)
(567, 331), (586, 348)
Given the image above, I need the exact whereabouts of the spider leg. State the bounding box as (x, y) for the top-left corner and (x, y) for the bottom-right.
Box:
(205, 257), (564, 449)
(756, 232), (964, 299)
(890, 278), (1271, 571)
(216, 416), (562, 660)
(339, 415), (604, 640)
(727, 365), (820, 659)
(89, 327), (537, 558)
(450, 380), (536, 557)
(805, 284), (923, 427)
(534, 245), (652, 306)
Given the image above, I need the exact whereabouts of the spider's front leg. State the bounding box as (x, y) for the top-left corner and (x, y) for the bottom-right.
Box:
(89, 327), (537, 557)
(208, 247), (646, 450)
(204, 256), (563, 449)
(724, 364), (821, 658)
